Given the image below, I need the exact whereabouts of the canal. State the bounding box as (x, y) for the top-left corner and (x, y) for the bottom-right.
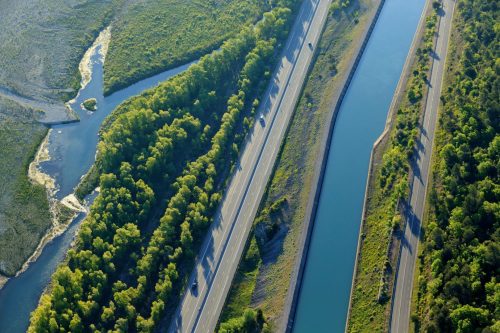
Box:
(0, 38), (193, 333)
(292, 0), (426, 331)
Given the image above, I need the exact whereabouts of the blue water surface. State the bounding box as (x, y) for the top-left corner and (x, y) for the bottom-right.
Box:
(293, 0), (426, 331)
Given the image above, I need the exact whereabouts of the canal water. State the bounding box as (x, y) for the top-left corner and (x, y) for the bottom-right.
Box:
(0, 42), (194, 333)
(292, 0), (426, 331)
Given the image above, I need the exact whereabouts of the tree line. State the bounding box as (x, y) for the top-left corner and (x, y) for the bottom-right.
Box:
(414, 0), (499, 331)
(28, 3), (299, 332)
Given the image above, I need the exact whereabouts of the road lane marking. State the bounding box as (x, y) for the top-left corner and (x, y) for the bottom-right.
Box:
(173, 1), (325, 332)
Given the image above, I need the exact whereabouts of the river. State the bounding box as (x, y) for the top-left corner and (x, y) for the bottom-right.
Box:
(0, 40), (194, 333)
(292, 0), (426, 331)
(42, 45), (193, 200)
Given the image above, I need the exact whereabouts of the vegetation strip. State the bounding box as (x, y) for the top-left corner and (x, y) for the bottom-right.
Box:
(412, 0), (498, 331)
(216, 0), (385, 331)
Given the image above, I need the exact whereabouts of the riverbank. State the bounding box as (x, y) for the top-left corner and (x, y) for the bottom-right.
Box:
(345, 0), (438, 330)
(218, 0), (382, 330)
(67, 27), (111, 111)
(0, 96), (52, 281)
(2, 130), (87, 290)
(0, 29), (112, 291)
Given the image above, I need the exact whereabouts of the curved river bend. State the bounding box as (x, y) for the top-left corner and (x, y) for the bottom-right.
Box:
(0, 43), (193, 333)
(292, 0), (425, 331)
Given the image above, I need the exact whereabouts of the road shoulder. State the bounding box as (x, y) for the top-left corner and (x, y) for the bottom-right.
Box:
(215, 1), (384, 330)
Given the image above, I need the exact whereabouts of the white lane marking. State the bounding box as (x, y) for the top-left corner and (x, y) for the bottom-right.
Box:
(177, 1), (321, 332)
(392, 2), (455, 331)
(192, 1), (325, 331)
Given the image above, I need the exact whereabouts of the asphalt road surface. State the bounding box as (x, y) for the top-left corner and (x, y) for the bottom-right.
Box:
(390, 0), (456, 331)
(168, 0), (332, 332)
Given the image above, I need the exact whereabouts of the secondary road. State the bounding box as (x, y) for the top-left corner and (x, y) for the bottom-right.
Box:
(168, 0), (332, 332)
(390, 0), (456, 331)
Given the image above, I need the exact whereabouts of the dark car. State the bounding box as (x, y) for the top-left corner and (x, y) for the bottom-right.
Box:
(191, 281), (198, 291)
(259, 114), (265, 126)
(308, 42), (313, 49)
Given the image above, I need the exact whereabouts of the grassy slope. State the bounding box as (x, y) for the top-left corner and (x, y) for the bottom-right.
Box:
(0, 97), (51, 276)
(103, 0), (267, 95)
(0, 0), (120, 102)
(347, 5), (438, 332)
(218, 0), (378, 328)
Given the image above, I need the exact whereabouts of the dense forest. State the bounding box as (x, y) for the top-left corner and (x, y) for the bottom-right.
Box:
(414, 0), (499, 331)
(28, 1), (300, 332)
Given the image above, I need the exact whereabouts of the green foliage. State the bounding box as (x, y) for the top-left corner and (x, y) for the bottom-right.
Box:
(0, 97), (52, 276)
(330, 0), (352, 15)
(29, 5), (298, 332)
(103, 0), (269, 95)
(219, 308), (269, 333)
(415, 0), (499, 331)
(82, 98), (97, 111)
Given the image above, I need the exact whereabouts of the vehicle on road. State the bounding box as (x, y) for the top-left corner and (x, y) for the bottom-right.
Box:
(308, 42), (313, 49)
(191, 281), (198, 292)
(259, 114), (265, 126)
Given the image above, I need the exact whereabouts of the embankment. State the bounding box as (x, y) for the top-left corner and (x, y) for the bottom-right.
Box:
(0, 28), (111, 291)
(345, 0), (434, 330)
(283, 0), (386, 331)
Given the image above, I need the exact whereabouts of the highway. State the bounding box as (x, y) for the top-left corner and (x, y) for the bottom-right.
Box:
(390, 0), (456, 331)
(168, 0), (332, 332)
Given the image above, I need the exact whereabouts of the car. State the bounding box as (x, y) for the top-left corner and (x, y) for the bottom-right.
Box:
(191, 281), (198, 291)
(259, 114), (265, 126)
(308, 42), (313, 49)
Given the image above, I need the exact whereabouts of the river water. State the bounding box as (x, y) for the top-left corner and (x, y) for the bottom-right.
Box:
(292, 0), (425, 331)
(42, 45), (194, 200)
(0, 42), (193, 333)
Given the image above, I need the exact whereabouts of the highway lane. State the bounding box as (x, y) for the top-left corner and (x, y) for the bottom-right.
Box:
(390, 0), (456, 331)
(168, 0), (332, 332)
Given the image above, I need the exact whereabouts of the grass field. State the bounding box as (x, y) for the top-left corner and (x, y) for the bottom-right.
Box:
(0, 0), (120, 102)
(0, 97), (51, 277)
(218, 1), (379, 329)
(104, 0), (268, 95)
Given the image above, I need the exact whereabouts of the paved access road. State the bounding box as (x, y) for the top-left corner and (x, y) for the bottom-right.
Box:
(390, 0), (456, 331)
(167, 0), (332, 332)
